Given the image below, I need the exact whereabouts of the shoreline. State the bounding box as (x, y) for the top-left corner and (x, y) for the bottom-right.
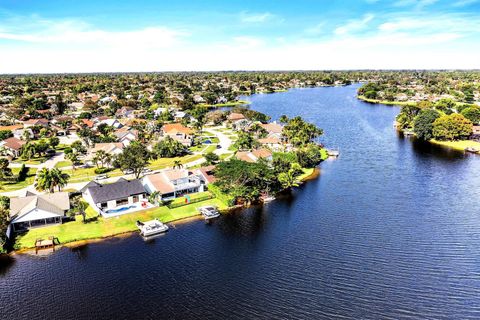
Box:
(357, 95), (416, 107)
(11, 165), (325, 254)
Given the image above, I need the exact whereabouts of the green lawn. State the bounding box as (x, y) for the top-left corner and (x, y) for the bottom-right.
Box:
(62, 167), (124, 183)
(14, 198), (228, 249)
(13, 157), (49, 165)
(168, 191), (212, 206)
(54, 160), (72, 168)
(148, 154), (203, 170)
(0, 167), (37, 192)
(202, 145), (217, 154)
(219, 153), (234, 160)
(430, 139), (480, 151)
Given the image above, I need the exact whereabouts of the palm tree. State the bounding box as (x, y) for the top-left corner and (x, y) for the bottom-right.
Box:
(278, 170), (300, 190)
(35, 168), (53, 192)
(35, 168), (70, 193)
(173, 160), (183, 169)
(65, 152), (79, 170)
(73, 200), (89, 223)
(50, 168), (70, 192)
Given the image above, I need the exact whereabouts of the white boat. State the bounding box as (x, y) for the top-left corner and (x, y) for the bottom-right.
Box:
(261, 195), (276, 203)
(327, 149), (340, 157)
(136, 219), (169, 237)
(198, 206), (220, 220)
(465, 147), (479, 154)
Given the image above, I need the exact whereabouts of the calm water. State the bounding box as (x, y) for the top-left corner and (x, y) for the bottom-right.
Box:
(2, 84), (480, 320)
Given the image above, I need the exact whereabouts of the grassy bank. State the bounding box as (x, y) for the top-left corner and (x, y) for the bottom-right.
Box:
(14, 198), (228, 250)
(198, 100), (250, 108)
(430, 139), (480, 151)
(357, 95), (416, 107)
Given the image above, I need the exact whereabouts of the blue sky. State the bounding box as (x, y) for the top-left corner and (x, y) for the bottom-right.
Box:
(1, 0), (480, 73)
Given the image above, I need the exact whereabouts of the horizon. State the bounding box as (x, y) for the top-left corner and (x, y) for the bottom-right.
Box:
(2, 68), (480, 76)
(1, 0), (480, 73)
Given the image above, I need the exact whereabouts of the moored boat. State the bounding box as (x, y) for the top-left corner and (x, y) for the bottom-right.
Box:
(198, 206), (220, 220)
(136, 219), (169, 237)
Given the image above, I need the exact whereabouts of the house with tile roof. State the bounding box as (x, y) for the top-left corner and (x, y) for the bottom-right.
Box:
(9, 192), (70, 232)
(0, 137), (26, 158)
(161, 123), (194, 146)
(142, 168), (204, 201)
(235, 148), (273, 163)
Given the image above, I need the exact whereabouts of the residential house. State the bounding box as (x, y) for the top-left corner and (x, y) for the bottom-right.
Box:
(161, 123), (194, 146)
(0, 137), (26, 158)
(116, 107), (135, 119)
(95, 118), (123, 129)
(88, 142), (124, 160)
(259, 122), (284, 140)
(142, 168), (204, 201)
(9, 192), (70, 232)
(195, 165), (216, 185)
(82, 178), (147, 212)
(114, 128), (138, 146)
(227, 112), (250, 130)
(236, 148), (273, 163)
(258, 136), (284, 151)
(23, 118), (49, 128)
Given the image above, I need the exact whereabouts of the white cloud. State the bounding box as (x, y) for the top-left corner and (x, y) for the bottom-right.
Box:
(393, 0), (438, 9)
(0, 17), (188, 49)
(334, 14), (374, 35)
(1, 12), (480, 73)
(232, 36), (264, 47)
(239, 12), (275, 23)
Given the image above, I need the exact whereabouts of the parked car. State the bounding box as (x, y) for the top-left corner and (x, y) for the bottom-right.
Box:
(94, 174), (109, 181)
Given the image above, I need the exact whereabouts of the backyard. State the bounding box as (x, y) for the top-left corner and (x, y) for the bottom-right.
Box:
(14, 197), (228, 249)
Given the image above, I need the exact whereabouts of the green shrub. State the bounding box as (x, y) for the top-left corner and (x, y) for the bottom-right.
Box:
(208, 184), (235, 206)
(17, 164), (28, 182)
(94, 167), (112, 174)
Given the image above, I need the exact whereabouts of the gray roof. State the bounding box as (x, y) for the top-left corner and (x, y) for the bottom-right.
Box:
(10, 192), (70, 220)
(85, 178), (145, 204)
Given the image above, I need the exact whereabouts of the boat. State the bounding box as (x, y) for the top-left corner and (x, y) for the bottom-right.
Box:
(465, 147), (479, 153)
(403, 129), (414, 136)
(261, 194), (276, 203)
(198, 206), (220, 220)
(327, 149), (340, 157)
(136, 219), (169, 237)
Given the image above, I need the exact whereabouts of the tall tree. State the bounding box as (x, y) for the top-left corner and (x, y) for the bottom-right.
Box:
(114, 142), (151, 179)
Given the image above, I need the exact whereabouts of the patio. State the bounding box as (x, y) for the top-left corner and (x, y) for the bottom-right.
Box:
(100, 201), (155, 218)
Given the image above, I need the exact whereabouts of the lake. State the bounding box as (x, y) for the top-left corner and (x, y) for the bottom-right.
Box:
(1, 84), (480, 319)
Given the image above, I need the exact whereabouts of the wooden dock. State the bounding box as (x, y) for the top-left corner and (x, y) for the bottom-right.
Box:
(35, 236), (58, 254)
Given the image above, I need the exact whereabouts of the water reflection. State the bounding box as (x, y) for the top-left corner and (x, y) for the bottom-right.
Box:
(0, 254), (15, 277)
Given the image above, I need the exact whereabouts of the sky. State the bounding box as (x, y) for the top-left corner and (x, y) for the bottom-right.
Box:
(0, 0), (480, 73)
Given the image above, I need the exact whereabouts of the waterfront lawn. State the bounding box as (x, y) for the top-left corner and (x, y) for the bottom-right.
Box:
(298, 168), (315, 181)
(14, 198), (228, 249)
(430, 139), (480, 151)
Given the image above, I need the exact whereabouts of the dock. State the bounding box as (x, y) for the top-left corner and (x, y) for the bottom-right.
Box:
(35, 236), (58, 254)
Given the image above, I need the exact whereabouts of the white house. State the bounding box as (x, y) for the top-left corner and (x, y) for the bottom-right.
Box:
(82, 178), (147, 213)
(9, 192), (70, 232)
(142, 168), (204, 201)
